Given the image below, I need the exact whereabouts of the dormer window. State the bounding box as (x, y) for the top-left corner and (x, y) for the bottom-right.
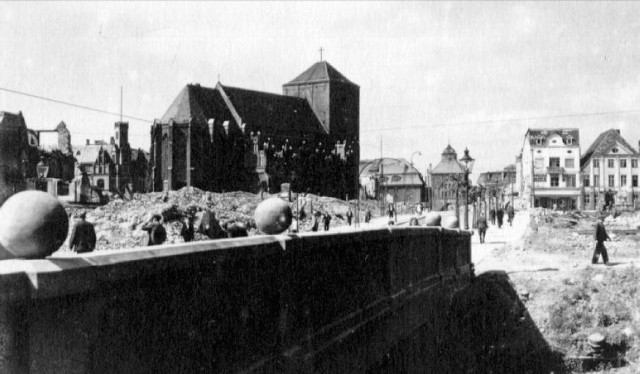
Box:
(566, 138), (573, 145)
(535, 138), (543, 145)
(612, 147), (619, 154)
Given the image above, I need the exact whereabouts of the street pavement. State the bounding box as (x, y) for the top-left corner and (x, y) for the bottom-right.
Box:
(472, 211), (531, 273)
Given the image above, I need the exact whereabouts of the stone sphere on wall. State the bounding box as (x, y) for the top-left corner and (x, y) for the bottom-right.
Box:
(0, 191), (68, 259)
(424, 212), (442, 227)
(254, 198), (292, 234)
(442, 215), (459, 229)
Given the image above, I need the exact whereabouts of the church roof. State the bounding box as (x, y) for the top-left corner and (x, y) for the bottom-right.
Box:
(580, 129), (638, 169)
(284, 61), (356, 86)
(0, 111), (26, 130)
(431, 145), (465, 175)
(441, 144), (457, 156)
(220, 85), (327, 135)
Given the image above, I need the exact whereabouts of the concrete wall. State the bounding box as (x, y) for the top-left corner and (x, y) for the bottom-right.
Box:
(0, 227), (472, 373)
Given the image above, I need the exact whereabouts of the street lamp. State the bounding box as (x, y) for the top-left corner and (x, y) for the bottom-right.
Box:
(410, 151), (422, 166)
(459, 148), (475, 230)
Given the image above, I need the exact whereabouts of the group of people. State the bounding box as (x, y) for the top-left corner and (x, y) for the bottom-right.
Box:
(475, 204), (516, 244)
(67, 208), (249, 254)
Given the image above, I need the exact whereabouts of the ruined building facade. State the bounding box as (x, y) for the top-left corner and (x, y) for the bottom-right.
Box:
(150, 61), (360, 198)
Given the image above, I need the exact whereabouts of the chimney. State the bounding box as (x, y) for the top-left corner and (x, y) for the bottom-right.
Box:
(110, 136), (115, 145)
(86, 139), (90, 145)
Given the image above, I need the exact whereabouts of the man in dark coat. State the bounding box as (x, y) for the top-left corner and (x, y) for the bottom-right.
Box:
(477, 214), (488, 244)
(496, 208), (504, 229)
(68, 211), (96, 253)
(364, 210), (372, 224)
(141, 214), (166, 246)
(199, 209), (225, 239)
(180, 216), (195, 242)
(507, 206), (515, 226)
(489, 208), (496, 225)
(346, 208), (354, 226)
(322, 211), (332, 231)
(310, 211), (320, 232)
(592, 217), (610, 265)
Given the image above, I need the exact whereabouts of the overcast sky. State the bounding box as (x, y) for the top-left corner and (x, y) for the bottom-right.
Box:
(3, 2), (640, 178)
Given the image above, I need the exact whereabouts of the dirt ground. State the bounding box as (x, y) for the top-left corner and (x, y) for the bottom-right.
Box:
(475, 209), (640, 373)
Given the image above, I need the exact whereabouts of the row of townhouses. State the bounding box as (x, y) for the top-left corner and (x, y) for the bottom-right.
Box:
(517, 128), (640, 210)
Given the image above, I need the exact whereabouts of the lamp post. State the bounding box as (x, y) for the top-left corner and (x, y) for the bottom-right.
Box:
(410, 151), (422, 166)
(459, 148), (475, 230)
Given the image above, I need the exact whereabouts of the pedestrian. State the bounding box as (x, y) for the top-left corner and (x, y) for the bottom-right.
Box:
(310, 210), (319, 232)
(141, 214), (167, 246)
(199, 209), (225, 239)
(388, 204), (396, 225)
(68, 211), (96, 253)
(592, 217), (610, 265)
(346, 208), (354, 226)
(477, 214), (488, 244)
(364, 209), (372, 224)
(180, 216), (195, 242)
(322, 211), (332, 231)
(489, 208), (496, 225)
(496, 207), (504, 229)
(507, 206), (515, 227)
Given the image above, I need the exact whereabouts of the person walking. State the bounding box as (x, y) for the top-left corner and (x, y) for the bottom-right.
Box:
(346, 208), (354, 226)
(364, 209), (372, 225)
(310, 210), (320, 232)
(388, 204), (396, 225)
(489, 208), (496, 225)
(592, 217), (610, 265)
(68, 211), (96, 253)
(141, 214), (167, 246)
(507, 206), (515, 227)
(477, 214), (488, 244)
(496, 207), (504, 229)
(322, 211), (332, 231)
(180, 216), (195, 242)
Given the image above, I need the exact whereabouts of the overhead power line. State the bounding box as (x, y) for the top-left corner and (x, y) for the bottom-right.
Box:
(0, 86), (153, 123)
(362, 108), (640, 133)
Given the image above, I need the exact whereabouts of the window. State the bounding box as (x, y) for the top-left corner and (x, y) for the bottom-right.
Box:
(633, 175), (638, 187)
(583, 176), (590, 187)
(621, 175), (627, 187)
(97, 179), (105, 189)
(633, 159), (638, 168)
(565, 158), (575, 168)
(594, 175), (600, 187)
(535, 138), (543, 145)
(593, 159), (600, 168)
(609, 175), (615, 187)
(608, 159), (615, 168)
(612, 148), (619, 154)
(550, 175), (559, 187)
(566, 137), (573, 145)
(549, 158), (560, 167)
(534, 158), (545, 170)
(585, 194), (590, 204)
(565, 174), (576, 187)
(621, 159), (627, 168)
(534, 174), (547, 182)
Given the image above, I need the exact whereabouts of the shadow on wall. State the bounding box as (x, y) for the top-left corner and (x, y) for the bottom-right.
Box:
(445, 270), (564, 373)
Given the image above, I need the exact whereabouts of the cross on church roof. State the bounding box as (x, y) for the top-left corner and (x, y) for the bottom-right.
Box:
(319, 46), (324, 61)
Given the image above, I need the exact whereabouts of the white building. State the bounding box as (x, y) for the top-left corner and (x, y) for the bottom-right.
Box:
(580, 129), (640, 210)
(518, 128), (582, 210)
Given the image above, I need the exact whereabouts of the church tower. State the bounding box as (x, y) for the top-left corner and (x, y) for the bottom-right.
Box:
(283, 60), (359, 141)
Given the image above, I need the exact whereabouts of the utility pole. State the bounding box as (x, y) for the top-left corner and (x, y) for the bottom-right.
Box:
(380, 136), (384, 215)
(187, 118), (192, 188)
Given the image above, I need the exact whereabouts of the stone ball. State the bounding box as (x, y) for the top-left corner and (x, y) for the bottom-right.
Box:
(442, 215), (459, 229)
(0, 191), (69, 259)
(254, 198), (292, 234)
(424, 212), (442, 226)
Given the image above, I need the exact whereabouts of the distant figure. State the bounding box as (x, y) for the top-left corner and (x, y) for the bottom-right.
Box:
(322, 211), (332, 231)
(489, 208), (496, 225)
(310, 211), (320, 232)
(180, 216), (195, 242)
(68, 211), (96, 253)
(199, 209), (225, 239)
(496, 208), (504, 229)
(364, 210), (372, 224)
(592, 217), (610, 265)
(142, 214), (167, 246)
(507, 206), (515, 227)
(388, 204), (396, 225)
(477, 214), (488, 244)
(416, 203), (423, 216)
(346, 208), (354, 226)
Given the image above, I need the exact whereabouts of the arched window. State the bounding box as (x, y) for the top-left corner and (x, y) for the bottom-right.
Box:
(97, 179), (105, 190)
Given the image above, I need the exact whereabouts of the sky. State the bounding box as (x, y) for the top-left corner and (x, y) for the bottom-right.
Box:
(2, 2), (640, 179)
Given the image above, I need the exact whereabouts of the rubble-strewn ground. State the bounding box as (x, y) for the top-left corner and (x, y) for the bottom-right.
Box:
(484, 208), (640, 373)
(58, 187), (382, 252)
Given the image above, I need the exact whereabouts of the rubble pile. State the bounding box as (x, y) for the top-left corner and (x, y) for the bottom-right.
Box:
(62, 187), (381, 251)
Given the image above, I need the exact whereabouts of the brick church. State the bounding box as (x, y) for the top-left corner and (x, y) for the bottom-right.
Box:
(150, 60), (360, 198)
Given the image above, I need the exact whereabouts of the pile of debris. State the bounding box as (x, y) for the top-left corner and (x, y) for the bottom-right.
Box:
(62, 187), (381, 252)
